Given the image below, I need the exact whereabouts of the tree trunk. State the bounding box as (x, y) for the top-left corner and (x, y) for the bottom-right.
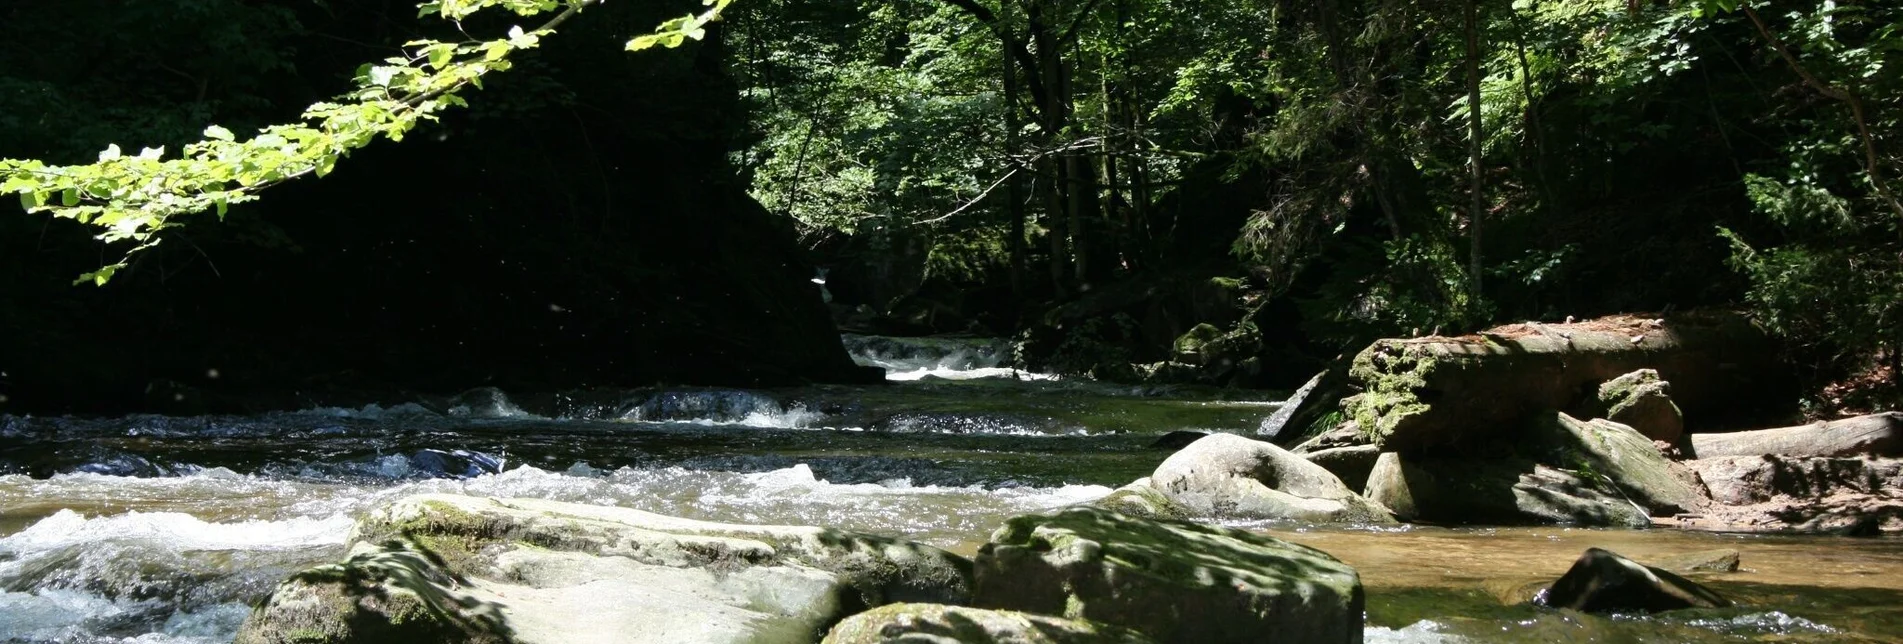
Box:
(1690, 412), (1902, 459)
(1464, 0), (1484, 299)
(1001, 0), (1028, 297)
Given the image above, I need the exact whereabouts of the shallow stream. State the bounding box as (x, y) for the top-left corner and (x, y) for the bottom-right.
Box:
(2, 335), (1899, 642)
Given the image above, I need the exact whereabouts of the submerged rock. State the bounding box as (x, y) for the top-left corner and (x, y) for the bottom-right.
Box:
(1652, 549), (1741, 573)
(238, 494), (972, 644)
(1146, 431), (1207, 450)
(971, 506), (1364, 644)
(1363, 452), (1650, 527)
(1149, 432), (1394, 524)
(1594, 369), (1684, 444)
(822, 603), (1155, 644)
(1537, 548), (1730, 613)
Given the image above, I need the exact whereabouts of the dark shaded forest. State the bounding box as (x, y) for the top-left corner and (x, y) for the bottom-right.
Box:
(2, 0), (1898, 414)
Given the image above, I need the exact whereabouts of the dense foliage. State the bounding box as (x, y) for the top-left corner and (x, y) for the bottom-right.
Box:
(2, 0), (1897, 410)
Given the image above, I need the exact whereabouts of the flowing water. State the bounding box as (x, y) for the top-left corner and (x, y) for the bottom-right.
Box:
(2, 335), (1899, 643)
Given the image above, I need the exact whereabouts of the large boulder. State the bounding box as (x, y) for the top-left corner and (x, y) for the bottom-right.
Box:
(1148, 433), (1394, 524)
(821, 603), (1155, 644)
(1302, 445), (1381, 493)
(1340, 313), (1788, 452)
(237, 494), (971, 644)
(1362, 452), (1650, 527)
(1689, 412), (1903, 459)
(1537, 548), (1730, 613)
(1088, 478), (1189, 520)
(970, 507), (1364, 644)
(1594, 369), (1684, 444)
(1531, 412), (1708, 516)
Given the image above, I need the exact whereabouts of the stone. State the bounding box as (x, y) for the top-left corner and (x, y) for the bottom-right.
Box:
(971, 507), (1364, 644)
(1537, 548), (1730, 613)
(1149, 432), (1395, 524)
(1532, 412), (1708, 516)
(821, 603), (1155, 644)
(237, 494), (972, 644)
(1595, 369), (1684, 444)
(1674, 455), (1903, 534)
(1291, 421), (1368, 454)
(1362, 452), (1650, 527)
(1088, 478), (1188, 520)
(1147, 431), (1206, 450)
(1690, 412), (1903, 459)
(1652, 549), (1741, 573)
(1302, 445), (1380, 492)
(1258, 369), (1347, 444)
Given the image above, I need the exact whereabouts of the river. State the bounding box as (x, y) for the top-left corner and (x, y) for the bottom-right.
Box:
(2, 335), (1899, 642)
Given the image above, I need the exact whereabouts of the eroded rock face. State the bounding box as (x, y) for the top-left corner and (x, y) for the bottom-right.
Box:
(1362, 452), (1650, 527)
(1532, 412), (1708, 516)
(1679, 455), (1903, 534)
(1537, 548), (1729, 613)
(238, 494), (972, 644)
(1595, 369), (1684, 444)
(1089, 478), (1188, 520)
(971, 507), (1365, 644)
(1149, 433), (1394, 524)
(822, 603), (1155, 644)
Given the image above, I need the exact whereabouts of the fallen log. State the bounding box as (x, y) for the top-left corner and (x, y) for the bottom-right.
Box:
(1689, 412), (1902, 458)
(1343, 312), (1792, 452)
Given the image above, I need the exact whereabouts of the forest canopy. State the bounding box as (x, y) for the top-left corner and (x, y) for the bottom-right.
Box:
(2, 0), (1898, 410)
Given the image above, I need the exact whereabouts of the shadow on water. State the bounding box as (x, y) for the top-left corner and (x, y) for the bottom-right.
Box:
(1368, 582), (1903, 643)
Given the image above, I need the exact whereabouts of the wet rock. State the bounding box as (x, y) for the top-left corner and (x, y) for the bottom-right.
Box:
(238, 494), (972, 644)
(1257, 369), (1347, 444)
(1149, 433), (1395, 524)
(1595, 369), (1684, 444)
(1147, 431), (1207, 450)
(1689, 412), (1902, 459)
(1537, 548), (1729, 613)
(822, 603), (1155, 644)
(1088, 478), (1188, 520)
(1652, 549), (1741, 573)
(1531, 412), (1708, 516)
(1363, 452), (1650, 527)
(1302, 445), (1380, 492)
(971, 506), (1364, 644)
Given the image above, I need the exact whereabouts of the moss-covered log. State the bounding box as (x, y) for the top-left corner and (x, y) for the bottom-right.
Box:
(1343, 313), (1790, 452)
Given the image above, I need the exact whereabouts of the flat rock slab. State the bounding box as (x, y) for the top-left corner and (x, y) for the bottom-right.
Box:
(1690, 412), (1902, 459)
(238, 494), (972, 644)
(971, 506), (1364, 644)
(823, 603), (1155, 644)
(1678, 455), (1903, 534)
(1149, 432), (1394, 524)
(1534, 412), (1707, 516)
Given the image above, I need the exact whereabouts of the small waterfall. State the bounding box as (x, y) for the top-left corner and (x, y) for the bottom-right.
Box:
(842, 334), (1055, 381)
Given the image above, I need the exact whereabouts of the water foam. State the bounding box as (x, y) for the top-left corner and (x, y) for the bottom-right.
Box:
(0, 509), (352, 555)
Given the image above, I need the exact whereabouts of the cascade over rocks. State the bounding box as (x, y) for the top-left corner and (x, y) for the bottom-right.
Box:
(1148, 433), (1395, 524)
(1689, 412), (1903, 459)
(237, 494), (972, 644)
(1537, 548), (1731, 613)
(970, 506), (1365, 644)
(821, 603), (1156, 644)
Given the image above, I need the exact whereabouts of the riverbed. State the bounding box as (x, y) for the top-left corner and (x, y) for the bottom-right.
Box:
(2, 336), (1899, 642)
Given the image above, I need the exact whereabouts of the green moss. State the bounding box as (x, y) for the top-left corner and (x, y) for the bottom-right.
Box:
(1345, 342), (1440, 446)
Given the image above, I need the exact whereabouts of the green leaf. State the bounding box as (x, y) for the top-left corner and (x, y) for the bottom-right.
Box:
(61, 189), (79, 207)
(205, 125), (235, 141)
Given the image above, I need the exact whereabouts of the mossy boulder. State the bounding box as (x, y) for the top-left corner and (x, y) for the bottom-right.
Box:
(1087, 478), (1189, 520)
(239, 494), (973, 644)
(1594, 369), (1684, 443)
(1362, 452), (1650, 527)
(970, 506), (1364, 644)
(1148, 433), (1394, 524)
(1532, 412), (1707, 516)
(821, 603), (1155, 644)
